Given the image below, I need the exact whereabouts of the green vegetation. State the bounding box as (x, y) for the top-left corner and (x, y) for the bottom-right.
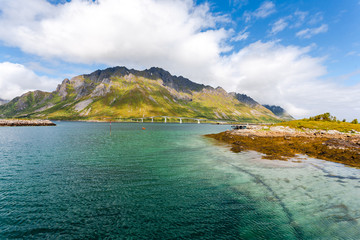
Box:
(308, 112), (336, 121)
(277, 113), (360, 133)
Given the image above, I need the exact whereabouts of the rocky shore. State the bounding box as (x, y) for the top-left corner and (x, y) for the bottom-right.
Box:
(0, 119), (56, 126)
(207, 125), (360, 168)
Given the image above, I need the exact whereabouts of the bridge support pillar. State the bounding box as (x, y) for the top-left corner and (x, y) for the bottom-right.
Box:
(151, 117), (154, 123)
(179, 118), (182, 124)
(164, 117), (167, 123)
(197, 119), (200, 124)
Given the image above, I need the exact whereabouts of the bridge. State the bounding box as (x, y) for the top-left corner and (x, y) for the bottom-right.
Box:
(134, 116), (207, 124)
(105, 116), (273, 125)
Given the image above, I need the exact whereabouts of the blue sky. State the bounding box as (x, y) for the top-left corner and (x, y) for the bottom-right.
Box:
(0, 0), (359, 119)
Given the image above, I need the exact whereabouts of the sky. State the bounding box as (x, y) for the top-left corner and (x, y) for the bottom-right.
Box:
(0, 0), (359, 120)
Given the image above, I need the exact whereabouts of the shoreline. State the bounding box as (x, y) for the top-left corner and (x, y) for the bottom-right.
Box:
(36, 119), (238, 125)
(206, 125), (360, 168)
(0, 119), (56, 126)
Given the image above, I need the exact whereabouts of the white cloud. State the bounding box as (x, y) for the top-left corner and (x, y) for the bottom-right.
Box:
(0, 0), (228, 67)
(296, 24), (328, 39)
(229, 0), (248, 8)
(253, 1), (275, 18)
(244, 1), (275, 22)
(270, 18), (288, 35)
(294, 10), (307, 22)
(232, 32), (249, 41)
(293, 10), (307, 27)
(308, 12), (323, 25)
(0, 0), (358, 119)
(218, 41), (326, 116)
(345, 51), (360, 57)
(232, 27), (249, 41)
(217, 41), (360, 119)
(0, 62), (59, 100)
(270, 11), (307, 34)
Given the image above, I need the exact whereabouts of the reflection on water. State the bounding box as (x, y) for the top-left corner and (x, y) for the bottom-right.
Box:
(0, 122), (359, 239)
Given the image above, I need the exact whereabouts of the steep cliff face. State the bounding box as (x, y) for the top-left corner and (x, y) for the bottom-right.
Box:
(0, 66), (286, 122)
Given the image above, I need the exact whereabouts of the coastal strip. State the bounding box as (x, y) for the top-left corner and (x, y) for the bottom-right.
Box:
(206, 125), (360, 168)
(0, 119), (56, 126)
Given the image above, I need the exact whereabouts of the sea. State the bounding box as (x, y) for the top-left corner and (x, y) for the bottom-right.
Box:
(0, 122), (359, 239)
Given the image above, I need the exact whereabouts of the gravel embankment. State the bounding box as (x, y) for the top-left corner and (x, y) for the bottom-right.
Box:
(0, 119), (56, 126)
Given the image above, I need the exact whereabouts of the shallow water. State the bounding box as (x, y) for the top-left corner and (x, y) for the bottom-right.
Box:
(0, 122), (359, 239)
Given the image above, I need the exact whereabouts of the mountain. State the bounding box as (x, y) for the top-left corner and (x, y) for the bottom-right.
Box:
(0, 66), (287, 122)
(0, 98), (9, 105)
(263, 104), (294, 120)
(231, 93), (259, 107)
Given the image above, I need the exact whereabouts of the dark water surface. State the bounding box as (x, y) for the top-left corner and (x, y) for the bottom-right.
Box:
(0, 122), (359, 239)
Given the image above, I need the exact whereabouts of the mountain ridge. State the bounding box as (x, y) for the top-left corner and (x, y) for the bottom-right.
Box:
(0, 66), (291, 122)
(83, 66), (210, 93)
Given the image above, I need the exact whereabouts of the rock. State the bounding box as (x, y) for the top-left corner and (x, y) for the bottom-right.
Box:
(327, 130), (340, 135)
(0, 119), (56, 126)
(34, 103), (55, 112)
(80, 108), (91, 116)
(91, 83), (110, 97)
(148, 96), (158, 104)
(56, 78), (70, 100)
(74, 99), (93, 112)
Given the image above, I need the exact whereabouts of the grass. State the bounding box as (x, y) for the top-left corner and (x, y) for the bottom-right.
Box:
(276, 120), (360, 133)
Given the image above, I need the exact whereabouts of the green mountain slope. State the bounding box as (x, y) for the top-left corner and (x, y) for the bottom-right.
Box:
(0, 66), (286, 122)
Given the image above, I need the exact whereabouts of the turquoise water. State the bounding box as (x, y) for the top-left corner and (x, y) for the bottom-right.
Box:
(0, 122), (360, 239)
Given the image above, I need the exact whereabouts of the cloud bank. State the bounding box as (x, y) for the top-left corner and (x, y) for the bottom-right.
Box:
(0, 0), (358, 119)
(222, 41), (360, 118)
(0, 62), (59, 100)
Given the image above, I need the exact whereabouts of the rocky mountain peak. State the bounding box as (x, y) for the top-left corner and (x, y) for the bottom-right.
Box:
(230, 92), (259, 107)
(56, 78), (70, 100)
(83, 66), (131, 83)
(82, 66), (208, 93)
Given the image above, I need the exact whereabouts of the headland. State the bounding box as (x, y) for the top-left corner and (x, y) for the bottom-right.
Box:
(207, 124), (360, 168)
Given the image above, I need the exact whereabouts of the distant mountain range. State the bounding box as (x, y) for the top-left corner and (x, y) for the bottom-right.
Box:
(263, 104), (294, 121)
(0, 98), (9, 105)
(0, 66), (293, 122)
